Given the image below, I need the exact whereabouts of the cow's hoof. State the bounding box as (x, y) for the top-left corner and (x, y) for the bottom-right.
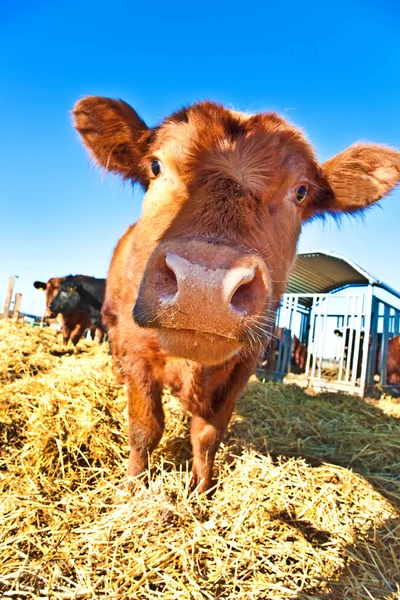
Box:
(190, 471), (216, 496)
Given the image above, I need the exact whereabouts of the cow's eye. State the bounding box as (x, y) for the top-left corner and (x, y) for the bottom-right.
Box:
(295, 185), (308, 203)
(151, 159), (163, 177)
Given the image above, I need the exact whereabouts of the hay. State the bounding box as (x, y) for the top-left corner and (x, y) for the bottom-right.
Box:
(1, 320), (400, 599)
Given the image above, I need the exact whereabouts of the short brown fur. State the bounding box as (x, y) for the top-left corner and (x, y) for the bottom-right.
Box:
(73, 96), (400, 491)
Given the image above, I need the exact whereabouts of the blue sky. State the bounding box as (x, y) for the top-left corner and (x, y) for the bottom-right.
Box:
(1, 0), (399, 316)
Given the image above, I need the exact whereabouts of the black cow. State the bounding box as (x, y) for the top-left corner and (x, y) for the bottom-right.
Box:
(334, 328), (365, 378)
(49, 276), (106, 336)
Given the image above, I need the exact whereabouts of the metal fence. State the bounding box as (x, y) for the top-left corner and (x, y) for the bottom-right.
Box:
(258, 287), (400, 397)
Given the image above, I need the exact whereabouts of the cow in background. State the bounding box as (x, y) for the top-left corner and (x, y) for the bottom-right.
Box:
(335, 328), (400, 384)
(49, 276), (106, 339)
(384, 336), (400, 385)
(334, 328), (365, 378)
(373, 333), (400, 385)
(33, 276), (104, 345)
(261, 327), (308, 375)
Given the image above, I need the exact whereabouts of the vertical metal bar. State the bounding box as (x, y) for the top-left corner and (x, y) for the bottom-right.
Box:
(367, 296), (379, 385)
(276, 297), (289, 376)
(351, 295), (362, 388)
(394, 309), (400, 336)
(311, 296), (323, 379)
(274, 308), (283, 376)
(338, 295), (350, 381)
(288, 296), (299, 372)
(299, 310), (306, 343)
(281, 295), (294, 374)
(270, 303), (281, 378)
(345, 297), (355, 383)
(380, 305), (390, 384)
(389, 308), (394, 338)
(306, 296), (316, 377)
(271, 305), (280, 377)
(360, 284), (373, 397)
(318, 295), (329, 379)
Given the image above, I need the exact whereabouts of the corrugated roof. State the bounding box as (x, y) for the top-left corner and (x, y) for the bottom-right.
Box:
(286, 250), (400, 299)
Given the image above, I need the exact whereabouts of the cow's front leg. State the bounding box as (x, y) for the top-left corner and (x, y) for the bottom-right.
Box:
(126, 375), (164, 478)
(190, 356), (258, 493)
(70, 323), (86, 346)
(94, 328), (104, 343)
(191, 412), (232, 493)
(61, 322), (71, 345)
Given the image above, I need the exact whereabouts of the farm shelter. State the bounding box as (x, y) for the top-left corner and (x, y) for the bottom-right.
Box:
(259, 250), (400, 397)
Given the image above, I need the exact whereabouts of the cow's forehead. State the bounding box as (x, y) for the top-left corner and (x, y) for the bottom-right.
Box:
(152, 101), (317, 197)
(156, 101), (309, 146)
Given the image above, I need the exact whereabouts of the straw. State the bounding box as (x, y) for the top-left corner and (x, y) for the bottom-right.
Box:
(1, 321), (399, 599)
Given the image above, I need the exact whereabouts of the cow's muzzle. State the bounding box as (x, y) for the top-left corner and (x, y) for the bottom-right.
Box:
(133, 238), (271, 364)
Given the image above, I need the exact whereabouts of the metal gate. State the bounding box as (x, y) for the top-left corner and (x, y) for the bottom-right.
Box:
(262, 292), (371, 396)
(259, 288), (400, 396)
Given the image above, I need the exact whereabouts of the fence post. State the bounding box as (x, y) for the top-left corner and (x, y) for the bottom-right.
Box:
(2, 274), (15, 319)
(12, 293), (22, 320)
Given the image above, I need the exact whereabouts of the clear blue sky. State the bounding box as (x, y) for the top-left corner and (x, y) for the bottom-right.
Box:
(1, 0), (399, 316)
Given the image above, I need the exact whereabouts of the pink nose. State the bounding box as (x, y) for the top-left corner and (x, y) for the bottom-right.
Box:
(162, 251), (265, 317)
(133, 239), (269, 342)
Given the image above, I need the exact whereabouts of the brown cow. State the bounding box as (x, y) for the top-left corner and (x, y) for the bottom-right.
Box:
(261, 327), (308, 375)
(73, 96), (400, 492)
(34, 277), (104, 345)
(386, 336), (400, 385)
(374, 333), (400, 385)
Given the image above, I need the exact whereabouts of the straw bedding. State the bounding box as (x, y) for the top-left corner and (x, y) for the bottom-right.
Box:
(1, 320), (399, 599)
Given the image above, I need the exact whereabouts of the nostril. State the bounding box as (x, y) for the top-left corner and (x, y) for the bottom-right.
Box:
(230, 280), (254, 313)
(229, 268), (265, 315)
(159, 254), (179, 303)
(164, 263), (178, 294)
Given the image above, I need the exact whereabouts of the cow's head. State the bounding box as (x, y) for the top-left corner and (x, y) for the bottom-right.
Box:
(49, 277), (82, 316)
(73, 97), (400, 365)
(34, 278), (65, 318)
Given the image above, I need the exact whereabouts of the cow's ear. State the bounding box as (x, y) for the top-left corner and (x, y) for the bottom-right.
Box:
(34, 281), (47, 291)
(73, 97), (152, 185)
(302, 144), (400, 221)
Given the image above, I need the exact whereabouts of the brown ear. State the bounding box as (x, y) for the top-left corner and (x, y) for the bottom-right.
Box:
(73, 96), (152, 184)
(304, 144), (400, 220)
(34, 281), (47, 291)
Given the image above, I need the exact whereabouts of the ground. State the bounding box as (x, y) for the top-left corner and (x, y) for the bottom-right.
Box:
(1, 321), (400, 599)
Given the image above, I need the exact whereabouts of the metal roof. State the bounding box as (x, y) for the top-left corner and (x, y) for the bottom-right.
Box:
(286, 250), (400, 300)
